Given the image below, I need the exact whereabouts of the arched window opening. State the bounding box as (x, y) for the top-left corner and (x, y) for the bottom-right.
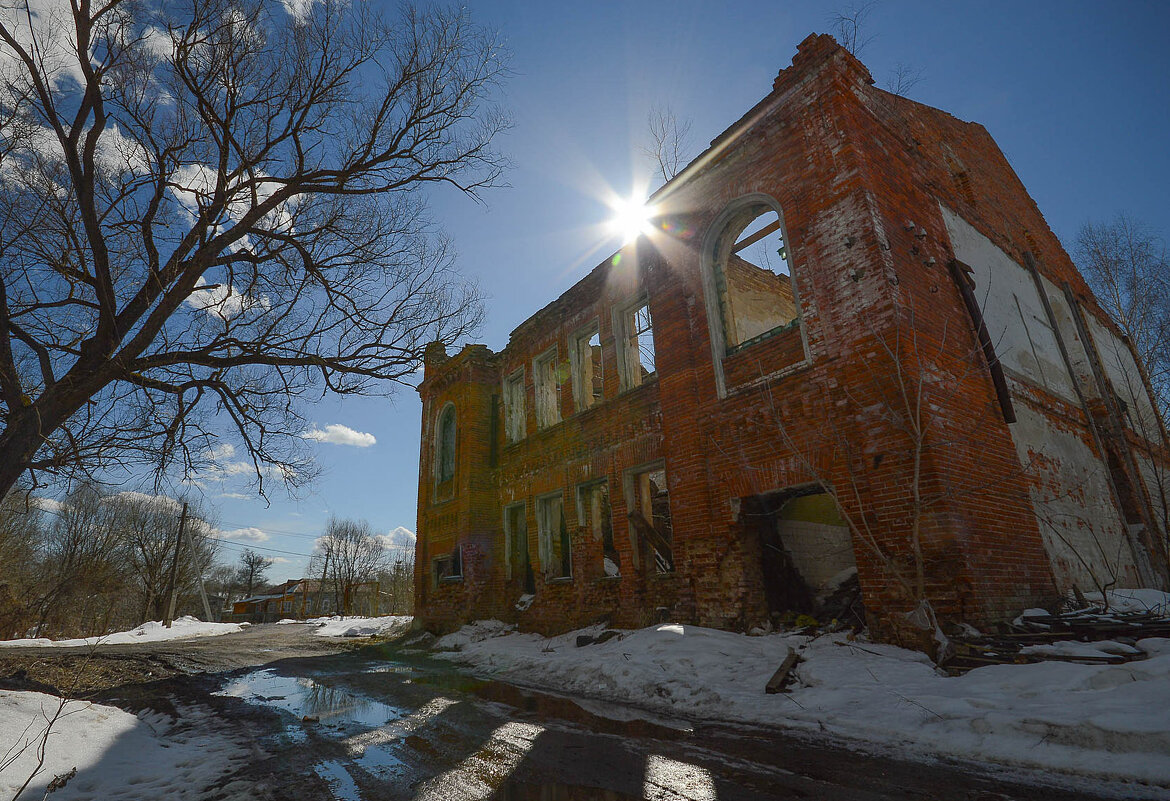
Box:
(713, 204), (799, 349)
(437, 405), (456, 483)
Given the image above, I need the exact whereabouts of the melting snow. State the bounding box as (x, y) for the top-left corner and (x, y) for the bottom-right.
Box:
(434, 619), (1170, 790)
(0, 616), (242, 648)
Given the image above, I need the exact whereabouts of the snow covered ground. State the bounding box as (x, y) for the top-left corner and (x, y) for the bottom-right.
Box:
(0, 691), (246, 800)
(433, 620), (1170, 795)
(0, 616), (243, 648)
(312, 615), (413, 638)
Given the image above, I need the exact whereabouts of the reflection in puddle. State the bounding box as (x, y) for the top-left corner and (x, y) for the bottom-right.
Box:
(314, 759), (362, 801)
(216, 669), (403, 729)
(355, 744), (406, 778)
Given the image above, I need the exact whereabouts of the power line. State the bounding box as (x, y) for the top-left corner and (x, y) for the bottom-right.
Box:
(203, 536), (315, 558)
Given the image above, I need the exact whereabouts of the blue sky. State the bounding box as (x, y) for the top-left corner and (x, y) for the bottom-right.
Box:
(197, 0), (1170, 581)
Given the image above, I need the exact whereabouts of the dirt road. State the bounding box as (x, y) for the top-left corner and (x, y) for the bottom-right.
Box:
(0, 625), (1144, 800)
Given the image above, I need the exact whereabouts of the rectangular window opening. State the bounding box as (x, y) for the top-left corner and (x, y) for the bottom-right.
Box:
(572, 327), (604, 411)
(504, 369), (526, 443)
(504, 502), (534, 593)
(536, 493), (571, 580)
(534, 348), (561, 429)
(620, 300), (656, 390)
(628, 467), (673, 573)
(579, 480), (619, 577)
(433, 546), (463, 585)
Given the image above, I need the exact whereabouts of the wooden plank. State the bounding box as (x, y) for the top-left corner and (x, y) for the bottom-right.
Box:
(628, 511), (674, 570)
(732, 219), (781, 253)
(765, 647), (801, 694)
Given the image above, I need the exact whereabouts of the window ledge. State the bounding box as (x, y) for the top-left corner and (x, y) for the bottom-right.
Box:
(546, 576), (574, 585)
(595, 575), (622, 583)
(725, 317), (802, 356)
(651, 571), (677, 580)
(438, 575), (464, 584)
(617, 375), (659, 397)
(722, 357), (813, 399)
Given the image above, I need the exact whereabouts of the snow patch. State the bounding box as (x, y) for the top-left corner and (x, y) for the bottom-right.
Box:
(0, 691), (246, 799)
(0, 616), (242, 648)
(312, 616), (412, 638)
(434, 621), (1170, 788)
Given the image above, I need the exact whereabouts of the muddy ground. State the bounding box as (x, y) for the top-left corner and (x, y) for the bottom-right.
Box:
(0, 625), (1150, 800)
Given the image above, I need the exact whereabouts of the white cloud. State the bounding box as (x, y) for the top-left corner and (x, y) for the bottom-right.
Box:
(303, 424), (376, 448)
(281, 0), (323, 22)
(377, 526), (416, 549)
(185, 275), (268, 321)
(269, 556), (291, 564)
(104, 491), (183, 514)
(206, 442), (236, 461)
(223, 526), (270, 544)
(31, 497), (65, 514)
(218, 492), (252, 500)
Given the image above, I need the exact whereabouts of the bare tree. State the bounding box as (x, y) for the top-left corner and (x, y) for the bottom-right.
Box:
(28, 484), (125, 638)
(236, 548), (272, 597)
(0, 0), (508, 501)
(885, 62), (924, 98)
(377, 545), (415, 615)
(829, 2), (877, 56)
(1075, 215), (1170, 549)
(642, 104), (693, 184)
(1074, 215), (1170, 416)
(105, 492), (216, 622)
(313, 517), (386, 615)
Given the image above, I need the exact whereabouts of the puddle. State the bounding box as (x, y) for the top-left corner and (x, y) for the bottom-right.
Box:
(313, 759), (362, 801)
(354, 743), (407, 778)
(216, 669), (403, 729)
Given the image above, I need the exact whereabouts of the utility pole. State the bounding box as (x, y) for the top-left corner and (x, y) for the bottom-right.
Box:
(192, 539), (215, 622)
(315, 550), (330, 617)
(164, 502), (189, 628)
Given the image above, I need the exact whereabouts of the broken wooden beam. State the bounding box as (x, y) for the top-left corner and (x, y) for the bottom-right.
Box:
(765, 647), (801, 694)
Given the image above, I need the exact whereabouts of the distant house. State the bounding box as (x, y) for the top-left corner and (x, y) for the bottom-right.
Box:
(229, 579), (337, 622)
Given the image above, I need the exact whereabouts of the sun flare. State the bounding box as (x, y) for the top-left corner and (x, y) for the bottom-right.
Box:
(607, 193), (656, 244)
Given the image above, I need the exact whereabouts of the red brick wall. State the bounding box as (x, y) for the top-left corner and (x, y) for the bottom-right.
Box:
(413, 33), (1166, 642)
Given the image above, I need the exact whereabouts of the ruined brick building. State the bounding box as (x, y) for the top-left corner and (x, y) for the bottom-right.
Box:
(413, 34), (1170, 641)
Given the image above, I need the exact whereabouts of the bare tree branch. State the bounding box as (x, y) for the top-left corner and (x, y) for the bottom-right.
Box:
(0, 0), (510, 500)
(829, 2), (877, 56)
(641, 103), (692, 184)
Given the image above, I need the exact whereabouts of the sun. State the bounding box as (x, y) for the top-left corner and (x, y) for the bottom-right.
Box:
(607, 193), (656, 244)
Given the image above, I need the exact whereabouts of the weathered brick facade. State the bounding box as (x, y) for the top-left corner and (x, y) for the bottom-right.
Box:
(414, 34), (1170, 643)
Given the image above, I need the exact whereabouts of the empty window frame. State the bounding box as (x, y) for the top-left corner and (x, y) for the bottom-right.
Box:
(534, 347), (560, 429)
(712, 203), (799, 349)
(504, 502), (534, 593)
(536, 492), (571, 580)
(503, 369), (526, 443)
(628, 466), (673, 573)
(578, 480), (619, 577)
(436, 404), (456, 483)
(617, 298), (656, 390)
(571, 326), (604, 412)
(433, 546), (462, 585)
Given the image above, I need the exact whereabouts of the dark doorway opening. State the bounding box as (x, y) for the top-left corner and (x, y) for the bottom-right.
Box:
(741, 488), (859, 622)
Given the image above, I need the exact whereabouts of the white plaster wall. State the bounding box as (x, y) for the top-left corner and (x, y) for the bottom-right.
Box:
(940, 205), (1143, 592)
(1009, 398), (1140, 592)
(940, 206), (1077, 403)
(776, 519), (856, 591)
(1138, 453), (1170, 538)
(1086, 314), (1162, 438)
